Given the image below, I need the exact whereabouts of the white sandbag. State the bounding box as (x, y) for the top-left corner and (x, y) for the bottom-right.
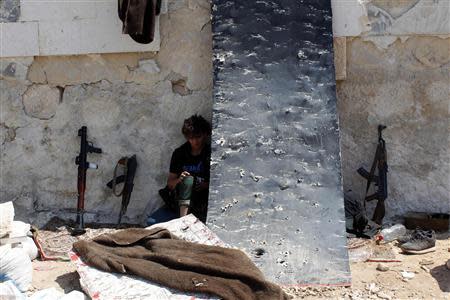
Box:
(28, 287), (63, 300)
(0, 244), (12, 256)
(15, 237), (38, 261)
(0, 247), (32, 292)
(28, 288), (88, 300)
(60, 290), (89, 300)
(10, 221), (31, 238)
(0, 280), (27, 300)
(0, 201), (15, 238)
(7, 220), (37, 260)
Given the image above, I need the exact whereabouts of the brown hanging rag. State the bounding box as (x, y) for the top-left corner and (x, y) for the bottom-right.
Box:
(118, 0), (161, 44)
(73, 227), (289, 300)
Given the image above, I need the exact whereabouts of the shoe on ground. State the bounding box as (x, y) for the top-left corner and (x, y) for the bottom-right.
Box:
(397, 233), (412, 244)
(400, 230), (436, 254)
(397, 228), (429, 244)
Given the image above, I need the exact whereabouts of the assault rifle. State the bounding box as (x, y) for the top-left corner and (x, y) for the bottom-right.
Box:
(357, 125), (388, 225)
(73, 126), (102, 236)
(106, 155), (138, 226)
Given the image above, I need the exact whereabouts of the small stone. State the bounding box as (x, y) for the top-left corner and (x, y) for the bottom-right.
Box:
(376, 263), (389, 272)
(365, 283), (380, 294)
(376, 292), (392, 300)
(446, 259), (450, 270)
(419, 259), (434, 266)
(23, 85), (61, 120)
(420, 265), (430, 273)
(400, 271), (415, 280)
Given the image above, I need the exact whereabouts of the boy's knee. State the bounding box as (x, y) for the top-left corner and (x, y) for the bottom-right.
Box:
(178, 199), (190, 207)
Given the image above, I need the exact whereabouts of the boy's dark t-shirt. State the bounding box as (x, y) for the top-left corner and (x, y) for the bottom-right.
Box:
(169, 142), (210, 222)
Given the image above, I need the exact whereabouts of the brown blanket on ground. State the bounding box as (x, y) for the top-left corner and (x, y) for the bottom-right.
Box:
(73, 228), (288, 300)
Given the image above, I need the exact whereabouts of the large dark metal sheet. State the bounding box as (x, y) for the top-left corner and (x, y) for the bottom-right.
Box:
(208, 0), (350, 285)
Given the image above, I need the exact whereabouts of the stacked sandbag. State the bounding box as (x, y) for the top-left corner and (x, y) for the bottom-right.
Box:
(0, 201), (15, 238)
(0, 201), (35, 292)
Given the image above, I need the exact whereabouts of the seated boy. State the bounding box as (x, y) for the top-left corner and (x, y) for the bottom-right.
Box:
(166, 115), (211, 223)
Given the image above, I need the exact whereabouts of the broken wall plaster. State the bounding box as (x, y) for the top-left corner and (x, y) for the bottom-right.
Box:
(336, 35), (450, 218)
(332, 0), (450, 37)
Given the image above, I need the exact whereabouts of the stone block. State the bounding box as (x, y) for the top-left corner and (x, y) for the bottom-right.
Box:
(158, 5), (212, 90)
(0, 0), (20, 22)
(336, 36), (450, 219)
(19, 0), (96, 22)
(0, 22), (39, 57)
(331, 0), (369, 37)
(38, 20), (82, 56)
(0, 57), (33, 82)
(22, 85), (61, 119)
(331, 0), (450, 37)
(79, 16), (160, 54)
(333, 37), (346, 81)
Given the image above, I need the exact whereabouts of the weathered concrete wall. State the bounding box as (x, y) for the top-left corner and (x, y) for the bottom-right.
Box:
(337, 36), (449, 218)
(0, 0), (165, 57)
(333, 0), (450, 220)
(0, 0), (212, 226)
(1, 0), (448, 226)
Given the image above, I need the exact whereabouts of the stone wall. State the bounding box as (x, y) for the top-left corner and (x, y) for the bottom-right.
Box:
(337, 36), (449, 219)
(0, 0), (213, 226)
(0, 0), (164, 57)
(333, 0), (450, 219)
(1, 0), (448, 226)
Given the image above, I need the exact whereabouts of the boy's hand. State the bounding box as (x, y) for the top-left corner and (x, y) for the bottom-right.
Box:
(179, 171), (191, 182)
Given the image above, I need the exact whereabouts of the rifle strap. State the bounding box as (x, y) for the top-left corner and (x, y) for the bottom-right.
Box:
(109, 157), (128, 197)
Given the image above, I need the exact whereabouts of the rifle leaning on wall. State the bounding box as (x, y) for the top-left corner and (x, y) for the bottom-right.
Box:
(357, 125), (388, 225)
(106, 155), (138, 226)
(72, 126), (102, 236)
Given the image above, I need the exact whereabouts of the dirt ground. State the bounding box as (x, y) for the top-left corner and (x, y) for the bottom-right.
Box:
(30, 238), (450, 300)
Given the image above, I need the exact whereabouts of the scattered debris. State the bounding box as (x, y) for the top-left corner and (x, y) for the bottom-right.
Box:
(400, 271), (415, 280)
(420, 265), (430, 273)
(377, 291), (393, 300)
(376, 263), (389, 272)
(419, 259), (434, 265)
(365, 282), (380, 294)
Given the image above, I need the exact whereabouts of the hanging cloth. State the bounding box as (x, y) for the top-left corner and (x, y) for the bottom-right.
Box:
(118, 0), (162, 44)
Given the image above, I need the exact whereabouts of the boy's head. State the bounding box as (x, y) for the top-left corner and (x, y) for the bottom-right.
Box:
(182, 115), (211, 151)
(182, 115), (211, 138)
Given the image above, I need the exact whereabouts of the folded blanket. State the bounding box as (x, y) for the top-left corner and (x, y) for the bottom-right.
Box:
(73, 227), (288, 300)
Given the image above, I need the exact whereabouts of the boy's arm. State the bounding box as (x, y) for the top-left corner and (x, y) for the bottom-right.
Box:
(167, 171), (190, 190)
